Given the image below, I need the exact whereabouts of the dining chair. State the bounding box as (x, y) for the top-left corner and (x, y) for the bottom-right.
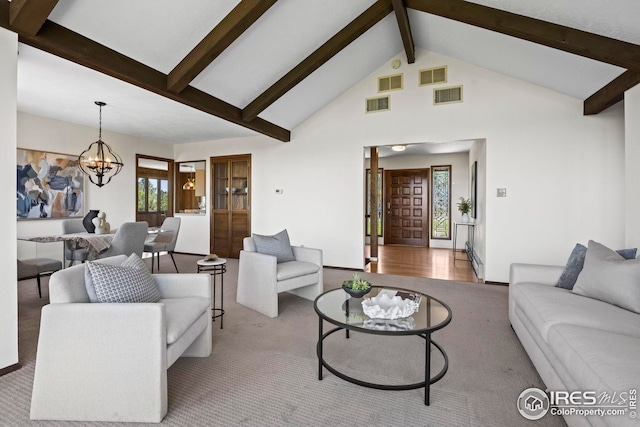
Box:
(17, 258), (63, 298)
(61, 219), (90, 267)
(144, 217), (181, 273)
(95, 221), (148, 259)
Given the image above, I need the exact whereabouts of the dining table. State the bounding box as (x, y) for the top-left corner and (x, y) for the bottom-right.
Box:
(20, 232), (115, 265)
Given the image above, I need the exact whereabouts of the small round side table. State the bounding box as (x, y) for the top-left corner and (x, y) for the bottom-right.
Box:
(196, 258), (226, 329)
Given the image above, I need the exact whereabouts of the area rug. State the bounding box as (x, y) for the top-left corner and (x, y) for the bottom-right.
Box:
(1, 254), (565, 426)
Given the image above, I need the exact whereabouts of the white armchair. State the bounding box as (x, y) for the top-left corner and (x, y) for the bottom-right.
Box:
(30, 255), (212, 423)
(237, 236), (323, 318)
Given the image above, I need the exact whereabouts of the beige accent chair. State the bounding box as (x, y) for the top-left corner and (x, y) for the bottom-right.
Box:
(30, 255), (212, 423)
(237, 236), (323, 318)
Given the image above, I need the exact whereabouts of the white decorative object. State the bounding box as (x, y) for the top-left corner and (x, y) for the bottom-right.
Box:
(461, 213), (470, 223)
(92, 211), (111, 235)
(363, 317), (415, 331)
(361, 292), (418, 320)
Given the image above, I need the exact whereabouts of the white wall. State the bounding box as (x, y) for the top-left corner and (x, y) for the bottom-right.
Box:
(16, 113), (174, 258)
(173, 48), (626, 281)
(1, 28), (18, 371)
(626, 85), (640, 248)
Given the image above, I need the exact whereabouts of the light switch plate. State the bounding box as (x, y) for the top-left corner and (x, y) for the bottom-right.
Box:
(497, 188), (507, 197)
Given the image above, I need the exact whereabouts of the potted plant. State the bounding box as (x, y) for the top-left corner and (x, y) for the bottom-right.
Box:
(457, 197), (472, 223)
(342, 273), (372, 298)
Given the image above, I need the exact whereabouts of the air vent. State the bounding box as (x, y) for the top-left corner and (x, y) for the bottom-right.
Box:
(378, 73), (403, 92)
(366, 96), (390, 113)
(419, 66), (447, 86)
(434, 85), (463, 105)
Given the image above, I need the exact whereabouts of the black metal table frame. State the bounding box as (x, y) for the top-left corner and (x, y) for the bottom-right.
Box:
(315, 292), (451, 406)
(197, 262), (226, 329)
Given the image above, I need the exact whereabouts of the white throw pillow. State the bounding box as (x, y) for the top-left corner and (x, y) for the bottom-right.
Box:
(85, 253), (161, 303)
(572, 240), (640, 314)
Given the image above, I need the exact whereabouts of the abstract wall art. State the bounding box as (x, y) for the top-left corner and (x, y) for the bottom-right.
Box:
(17, 148), (85, 219)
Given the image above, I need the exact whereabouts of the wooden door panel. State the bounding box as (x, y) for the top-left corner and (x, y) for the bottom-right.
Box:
(213, 211), (230, 258)
(385, 169), (428, 246)
(210, 154), (251, 259)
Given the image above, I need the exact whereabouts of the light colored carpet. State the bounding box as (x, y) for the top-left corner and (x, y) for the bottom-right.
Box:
(2, 254), (566, 426)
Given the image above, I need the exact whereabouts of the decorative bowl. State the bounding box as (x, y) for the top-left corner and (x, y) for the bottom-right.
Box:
(342, 280), (371, 298)
(361, 293), (418, 319)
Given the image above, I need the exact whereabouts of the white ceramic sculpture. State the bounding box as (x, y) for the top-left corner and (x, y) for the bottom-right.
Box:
(361, 293), (418, 320)
(92, 211), (111, 235)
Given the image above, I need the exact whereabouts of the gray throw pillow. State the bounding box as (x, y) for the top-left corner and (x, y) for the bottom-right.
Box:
(252, 229), (295, 263)
(556, 243), (637, 290)
(86, 253), (161, 303)
(572, 240), (640, 314)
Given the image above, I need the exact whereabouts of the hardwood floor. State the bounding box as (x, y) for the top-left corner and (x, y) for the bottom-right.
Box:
(364, 244), (479, 283)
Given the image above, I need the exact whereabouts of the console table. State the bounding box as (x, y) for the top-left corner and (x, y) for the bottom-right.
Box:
(452, 222), (474, 264)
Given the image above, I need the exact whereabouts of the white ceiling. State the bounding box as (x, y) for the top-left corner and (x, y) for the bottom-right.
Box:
(14, 0), (640, 145)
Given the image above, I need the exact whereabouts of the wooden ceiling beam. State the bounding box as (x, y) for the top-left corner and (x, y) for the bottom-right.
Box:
(9, 0), (58, 36)
(584, 71), (640, 115)
(242, 0), (394, 122)
(0, 2), (289, 142)
(167, 0), (278, 94)
(391, 0), (415, 64)
(406, 0), (640, 72)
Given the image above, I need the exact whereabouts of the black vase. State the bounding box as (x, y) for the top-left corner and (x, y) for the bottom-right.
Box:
(83, 210), (99, 233)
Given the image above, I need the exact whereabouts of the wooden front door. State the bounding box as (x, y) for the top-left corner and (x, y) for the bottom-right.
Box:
(384, 169), (428, 246)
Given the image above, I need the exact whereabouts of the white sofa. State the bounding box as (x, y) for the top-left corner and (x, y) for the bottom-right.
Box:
(509, 263), (640, 427)
(30, 255), (212, 423)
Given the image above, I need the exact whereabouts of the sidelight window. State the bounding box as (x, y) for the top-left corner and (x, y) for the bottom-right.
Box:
(431, 166), (451, 239)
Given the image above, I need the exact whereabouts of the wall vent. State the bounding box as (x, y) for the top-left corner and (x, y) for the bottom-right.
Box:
(366, 96), (390, 113)
(434, 85), (463, 105)
(419, 66), (447, 86)
(378, 73), (403, 92)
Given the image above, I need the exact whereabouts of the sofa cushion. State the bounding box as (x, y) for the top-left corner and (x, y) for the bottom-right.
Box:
(252, 229), (295, 263)
(86, 254), (162, 303)
(276, 261), (320, 281)
(548, 324), (640, 406)
(573, 240), (640, 314)
(161, 297), (211, 345)
(511, 282), (640, 341)
(556, 243), (637, 290)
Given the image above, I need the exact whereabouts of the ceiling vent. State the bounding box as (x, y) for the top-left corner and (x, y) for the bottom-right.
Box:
(378, 73), (403, 92)
(420, 66), (447, 86)
(366, 96), (390, 113)
(434, 85), (463, 105)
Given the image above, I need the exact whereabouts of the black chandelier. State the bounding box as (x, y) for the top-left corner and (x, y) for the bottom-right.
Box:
(78, 101), (124, 187)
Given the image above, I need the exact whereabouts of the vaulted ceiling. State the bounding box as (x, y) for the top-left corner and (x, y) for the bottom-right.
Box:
(3, 0), (639, 144)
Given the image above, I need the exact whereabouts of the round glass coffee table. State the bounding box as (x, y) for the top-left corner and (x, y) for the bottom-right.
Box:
(314, 286), (451, 405)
